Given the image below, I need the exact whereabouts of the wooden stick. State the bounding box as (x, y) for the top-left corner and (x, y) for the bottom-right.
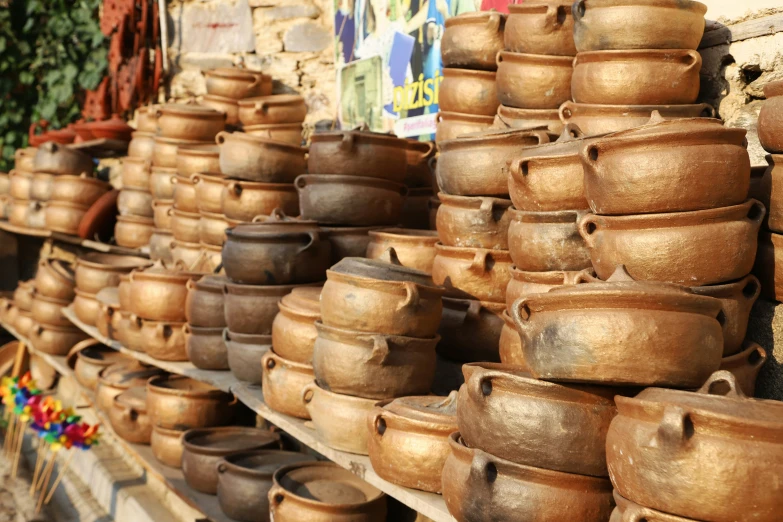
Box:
(43, 450), (74, 505)
(11, 420), (26, 478)
(33, 450), (52, 493)
(30, 441), (46, 495)
(35, 454), (56, 513)
(4, 414), (16, 455)
(11, 342), (26, 378)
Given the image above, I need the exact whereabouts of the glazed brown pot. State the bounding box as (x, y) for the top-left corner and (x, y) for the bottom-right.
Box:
(185, 275), (226, 328)
(499, 310), (526, 368)
(321, 226), (379, 263)
(580, 200), (765, 286)
(149, 229), (174, 264)
(176, 143), (221, 176)
(365, 229), (438, 273)
(506, 266), (588, 314)
(313, 322), (438, 399)
(442, 432), (614, 522)
(496, 51), (573, 109)
(512, 266), (724, 387)
(404, 139), (435, 188)
(759, 82), (783, 153)
(439, 69), (499, 116)
(35, 258), (75, 300)
(216, 450), (317, 522)
(205, 68), (271, 99)
(441, 11), (505, 70)
(109, 386), (152, 444)
(508, 209), (592, 271)
(224, 282), (299, 335)
(261, 350), (314, 420)
(367, 393), (458, 493)
(30, 292), (71, 327)
(494, 105), (564, 133)
(582, 114), (750, 214)
(29, 322), (89, 355)
(198, 210), (228, 245)
(149, 166), (177, 199)
(73, 288), (100, 326)
(128, 131), (156, 160)
(184, 324), (228, 370)
(437, 298), (503, 363)
(115, 215), (154, 248)
(307, 131), (408, 184)
(155, 104), (226, 140)
(217, 132), (306, 183)
(572, 50), (701, 105)
(151, 199), (172, 230)
(236, 95), (307, 126)
(435, 111), (494, 143)
(225, 330), (272, 384)
(321, 257), (442, 338)
(153, 137), (209, 169)
(117, 187), (153, 218)
(436, 128), (550, 196)
(33, 142), (93, 176)
(120, 158), (152, 190)
(50, 174), (109, 207)
(170, 208), (200, 243)
(719, 341), (767, 397)
(96, 362), (166, 414)
(243, 122), (303, 145)
(220, 179), (299, 222)
(30, 172), (54, 201)
(151, 425), (186, 468)
(9, 170), (32, 200)
(505, 1), (576, 55)
(128, 263), (201, 322)
(270, 287), (321, 363)
(573, 0), (708, 52)
(432, 243), (512, 303)
(607, 371), (783, 522)
(13, 280), (35, 312)
(201, 94), (240, 126)
(692, 275), (760, 356)
(146, 375), (236, 430)
(269, 462), (386, 522)
(301, 383), (376, 454)
(182, 427), (281, 494)
(75, 253), (151, 294)
(190, 172), (225, 214)
(559, 101), (716, 137)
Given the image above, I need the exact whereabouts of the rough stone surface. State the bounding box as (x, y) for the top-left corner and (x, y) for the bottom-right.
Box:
(256, 3), (321, 22)
(283, 21), (332, 52)
(175, 51), (236, 71)
(170, 69), (208, 98)
(169, 0), (255, 54)
(747, 298), (783, 400)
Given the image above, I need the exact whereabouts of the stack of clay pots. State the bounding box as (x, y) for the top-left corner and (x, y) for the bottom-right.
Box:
(184, 274), (228, 371)
(201, 67), (273, 131)
(364, 229), (438, 273)
(437, 11), (504, 143)
(560, 0), (714, 135)
(2, 279), (36, 339)
(7, 147), (37, 228)
(98, 362), (166, 444)
(401, 140), (437, 229)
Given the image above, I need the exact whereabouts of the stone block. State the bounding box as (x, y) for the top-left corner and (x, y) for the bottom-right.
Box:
(284, 21), (331, 52)
(254, 3), (321, 23)
(169, 0), (255, 54)
(746, 298), (783, 399)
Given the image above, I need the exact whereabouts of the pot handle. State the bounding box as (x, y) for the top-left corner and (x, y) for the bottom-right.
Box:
(619, 499), (661, 522)
(129, 313), (142, 332)
(746, 199), (766, 226)
(544, 4), (567, 29)
(155, 322), (172, 339)
(478, 198), (499, 222)
(166, 206), (175, 217)
(510, 297), (532, 341)
(559, 101), (575, 122)
(190, 174), (201, 185)
(254, 100), (268, 115)
(468, 250), (488, 275)
(469, 449), (496, 486)
(683, 49), (702, 71)
(697, 370), (745, 398)
(268, 486), (286, 508)
(370, 411), (386, 438)
(577, 213), (600, 248)
(486, 12), (502, 32)
(508, 158), (528, 184)
(368, 335), (390, 365)
(226, 181), (242, 198)
(216, 462), (228, 474)
(747, 345), (768, 372)
(572, 0), (585, 21)
(185, 278), (196, 291)
(119, 405), (139, 423)
(339, 132), (355, 152)
(297, 230), (320, 255)
(397, 282), (420, 311)
(495, 50), (504, 67)
(467, 370), (502, 403)
(245, 74), (262, 94)
(301, 382), (316, 405)
(574, 268), (599, 284)
(740, 275), (761, 304)
(378, 247), (403, 266)
(656, 405), (692, 448)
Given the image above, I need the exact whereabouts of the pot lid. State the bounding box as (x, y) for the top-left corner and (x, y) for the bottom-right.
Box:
(95, 287), (119, 307)
(100, 362), (165, 387)
(329, 256), (438, 288)
(224, 450), (316, 475)
(280, 287), (322, 315)
(115, 386), (147, 411)
(382, 392), (458, 425)
(184, 427), (280, 454)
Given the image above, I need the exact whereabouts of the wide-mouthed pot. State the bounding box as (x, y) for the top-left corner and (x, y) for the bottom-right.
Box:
(261, 350), (314, 419)
(30, 292), (71, 327)
(151, 199), (172, 230)
(432, 243), (512, 302)
(365, 229), (438, 273)
(109, 386), (152, 444)
(128, 262), (201, 322)
(27, 200), (47, 228)
(216, 450), (317, 522)
(459, 363), (621, 476)
(437, 298), (503, 363)
(270, 287), (321, 362)
(75, 253), (151, 294)
(307, 131), (408, 183)
(237, 95), (307, 126)
(9, 170), (32, 200)
(50, 173), (109, 208)
(129, 317), (187, 361)
(149, 229), (174, 263)
(441, 11), (504, 70)
(115, 215), (154, 248)
(149, 166), (177, 199)
(572, 50), (701, 105)
(190, 173), (224, 214)
(512, 266), (724, 386)
(499, 310), (526, 368)
(368, 393), (457, 493)
(301, 383), (376, 454)
(96, 362), (166, 413)
(153, 136), (209, 169)
(443, 432), (614, 522)
(225, 330), (272, 384)
(185, 275), (226, 328)
(29, 322), (89, 355)
(313, 322), (438, 399)
(437, 128), (550, 196)
(128, 131), (155, 160)
(171, 174), (197, 212)
(759, 82), (783, 153)
(176, 143), (221, 176)
(146, 375), (236, 430)
(505, 1), (576, 55)
(201, 94), (240, 126)
(692, 275), (760, 356)
(494, 105), (564, 133)
(170, 239), (202, 271)
(14, 311), (34, 338)
(296, 174), (407, 226)
(120, 158), (152, 190)
(205, 68), (271, 99)
(73, 341), (130, 391)
(610, 490), (698, 522)
(404, 139), (435, 188)
(508, 209), (592, 271)
(155, 104), (226, 141)
(719, 341), (767, 397)
(13, 280), (35, 312)
(439, 69), (499, 116)
(15, 147), (37, 171)
(580, 200), (765, 286)
(559, 101), (716, 136)
(607, 371), (783, 522)
(73, 288), (101, 326)
(46, 200), (89, 235)
(35, 258), (75, 300)
(151, 425), (186, 468)
(170, 208), (200, 243)
(182, 427), (281, 494)
(321, 257), (442, 338)
(243, 122), (303, 145)
(117, 187), (153, 217)
(217, 132), (306, 182)
(435, 111), (494, 143)
(8, 198), (29, 228)
(198, 214), (226, 249)
(573, 0), (708, 52)
(496, 51), (573, 109)
(506, 266), (588, 314)
(184, 324), (228, 370)
(30, 172), (54, 201)
(220, 179), (299, 222)
(224, 282), (299, 335)
(222, 222), (330, 285)
(320, 226), (379, 263)
(269, 462), (386, 522)
(33, 142), (93, 176)
(582, 114), (750, 214)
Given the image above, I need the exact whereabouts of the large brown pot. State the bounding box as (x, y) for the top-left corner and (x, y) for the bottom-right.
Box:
(506, 266), (588, 314)
(692, 274), (760, 356)
(51, 174), (109, 207)
(184, 324), (228, 370)
(75, 253), (151, 294)
(441, 11), (505, 70)
(508, 209), (591, 271)
(307, 131), (408, 183)
(205, 68), (271, 99)
(199, 212), (228, 247)
(95, 362), (166, 414)
(494, 105), (563, 133)
(190, 173), (225, 214)
(438, 68), (499, 116)
(109, 386), (152, 444)
(301, 383), (376, 454)
(73, 288), (100, 326)
(155, 104), (226, 141)
(437, 298), (504, 363)
(170, 208), (200, 243)
(120, 157), (151, 190)
(217, 132), (306, 183)
(176, 143), (221, 177)
(201, 94), (240, 126)
(496, 51), (573, 109)
(146, 375), (236, 430)
(365, 229), (438, 273)
(435, 111), (494, 143)
(151, 200), (172, 230)
(29, 322), (89, 355)
(185, 275), (226, 328)
(128, 262), (201, 322)
(759, 82), (783, 153)
(220, 179), (299, 222)
(236, 95), (306, 126)
(33, 142), (93, 176)
(719, 341), (767, 397)
(35, 258), (75, 300)
(436, 193), (512, 249)
(72, 340), (129, 391)
(114, 215), (154, 248)
(432, 243), (512, 303)
(225, 330), (272, 385)
(505, 1), (576, 55)
(171, 174), (197, 212)
(270, 287), (321, 363)
(129, 317), (187, 361)
(261, 350), (314, 420)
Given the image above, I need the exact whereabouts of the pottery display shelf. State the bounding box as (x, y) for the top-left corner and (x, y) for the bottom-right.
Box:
(0, 316), (73, 383)
(62, 307), (458, 522)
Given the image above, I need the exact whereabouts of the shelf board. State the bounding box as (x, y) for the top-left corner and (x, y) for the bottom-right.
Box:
(0, 220), (150, 257)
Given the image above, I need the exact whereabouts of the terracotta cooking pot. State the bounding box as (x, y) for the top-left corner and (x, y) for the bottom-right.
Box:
(29, 322), (88, 356)
(15, 311), (34, 338)
(15, 147), (37, 171)
(149, 166), (177, 199)
(225, 330), (272, 385)
(184, 324), (228, 370)
(243, 122), (303, 145)
(151, 199), (173, 230)
(432, 243), (512, 303)
(719, 340), (767, 397)
(170, 208), (200, 243)
(33, 142), (93, 176)
(499, 310), (526, 368)
(435, 111), (494, 143)
(128, 131), (155, 161)
(692, 274), (760, 356)
(155, 104), (226, 141)
(71, 340), (129, 391)
(176, 143), (221, 177)
(146, 375), (236, 430)
(506, 266), (588, 314)
(190, 172), (224, 214)
(301, 383), (376, 455)
(220, 179), (299, 222)
(117, 187), (153, 217)
(307, 131), (408, 183)
(753, 154), (783, 232)
(365, 229), (438, 273)
(439, 68), (499, 116)
(35, 258), (75, 300)
(128, 316), (187, 361)
(508, 209), (592, 272)
(436, 193), (512, 249)
(30, 292), (72, 327)
(9, 199), (29, 228)
(201, 94), (240, 126)
(128, 263), (201, 322)
(74, 254), (151, 295)
(13, 280), (35, 312)
(217, 132), (306, 183)
(50, 173), (109, 207)
(494, 105), (563, 133)
(441, 11), (505, 70)
(609, 490), (698, 522)
(30, 172), (54, 201)
(120, 157), (152, 190)
(27, 200), (47, 229)
(320, 226), (380, 263)
(505, 1), (575, 55)
(198, 209), (229, 246)
(149, 229), (174, 264)
(95, 362), (165, 414)
(185, 275), (226, 328)
(171, 174), (197, 213)
(270, 287), (321, 363)
(496, 51), (573, 109)
(205, 68), (271, 99)
(437, 298), (504, 363)
(169, 239), (202, 271)
(109, 386), (152, 444)
(236, 95), (306, 126)
(151, 425), (186, 468)
(73, 288), (100, 326)
(9, 170), (32, 200)
(155, 136), (213, 169)
(114, 215), (154, 248)
(759, 81), (783, 154)
(224, 282), (299, 335)
(261, 350), (314, 420)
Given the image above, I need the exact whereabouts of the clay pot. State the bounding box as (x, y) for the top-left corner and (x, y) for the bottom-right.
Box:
(146, 375), (236, 430)
(499, 311), (526, 368)
(399, 187), (433, 229)
(244, 122), (303, 145)
(170, 208), (200, 243)
(753, 154), (783, 231)
(200, 242), (223, 273)
(151, 425), (185, 468)
(512, 266), (724, 387)
(136, 107), (159, 134)
(307, 131), (408, 183)
(73, 342), (129, 391)
(0, 195), (8, 219)
(129, 317), (186, 361)
(190, 173), (224, 214)
(13, 280), (35, 312)
(610, 490), (698, 522)
(152, 137), (208, 168)
(559, 101), (716, 136)
(205, 68), (271, 99)
(261, 350), (314, 420)
(201, 94), (240, 126)
(368, 393), (458, 493)
(30, 172), (54, 201)
(109, 386), (152, 444)
(607, 371), (783, 522)
(270, 287), (321, 363)
(321, 226), (380, 263)
(269, 462), (386, 522)
(225, 330), (272, 384)
(442, 432), (614, 522)
(149, 229), (174, 263)
(435, 111), (494, 143)
(365, 229), (438, 273)
(176, 143), (221, 176)
(8, 198), (29, 227)
(759, 82), (783, 153)
(222, 282), (293, 335)
(51, 174), (109, 209)
(505, 1), (576, 55)
(73, 288), (100, 326)
(508, 209), (592, 271)
(128, 131), (155, 160)
(237, 95), (307, 126)
(439, 69), (499, 117)
(494, 105), (564, 133)
(220, 179), (299, 222)
(432, 244), (512, 303)
(96, 362), (165, 413)
(573, 0), (708, 52)
(170, 239), (202, 270)
(437, 298), (504, 363)
(184, 324), (228, 370)
(313, 322), (438, 399)
(128, 263), (201, 322)
(404, 139), (435, 188)
(149, 167), (177, 199)
(120, 158), (152, 190)
(692, 275), (760, 356)
(496, 51), (573, 109)
(33, 142), (93, 176)
(15, 147), (37, 172)
(27, 200), (47, 228)
(754, 232), (783, 301)
(114, 215), (154, 248)
(572, 50), (701, 105)
(75, 253), (151, 294)
(35, 258), (75, 300)
(217, 132), (306, 182)
(9, 170), (32, 200)
(29, 322), (89, 355)
(182, 427), (281, 494)
(171, 174), (197, 213)
(216, 450), (317, 522)
(185, 275), (226, 328)
(437, 128), (551, 196)
(441, 11), (505, 70)
(719, 341), (767, 397)
(95, 287), (120, 338)
(14, 311), (34, 338)
(155, 104), (226, 141)
(118, 188), (153, 217)
(301, 383), (376, 454)
(151, 200), (172, 230)
(198, 210), (228, 245)
(506, 267), (588, 314)
(580, 200), (765, 286)
(30, 293), (70, 327)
